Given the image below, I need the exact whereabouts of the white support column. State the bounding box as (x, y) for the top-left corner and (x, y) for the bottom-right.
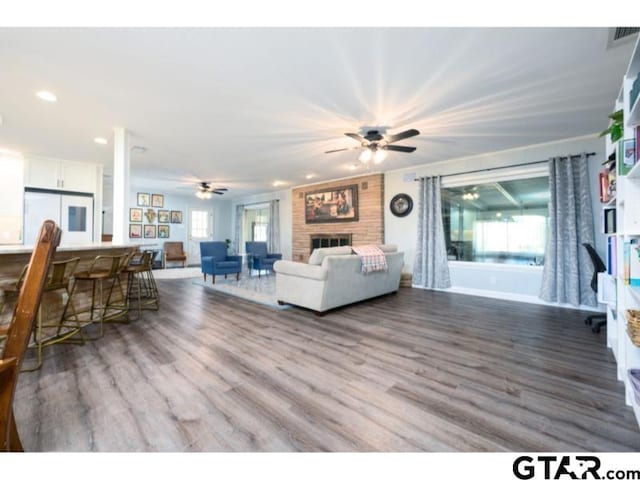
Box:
(112, 127), (130, 244)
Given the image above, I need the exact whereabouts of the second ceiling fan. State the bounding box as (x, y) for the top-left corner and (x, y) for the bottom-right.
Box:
(325, 128), (420, 164)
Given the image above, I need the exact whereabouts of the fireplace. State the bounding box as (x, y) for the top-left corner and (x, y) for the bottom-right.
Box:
(310, 233), (352, 253)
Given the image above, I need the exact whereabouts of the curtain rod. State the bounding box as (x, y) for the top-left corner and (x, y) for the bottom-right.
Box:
(238, 200), (277, 208)
(414, 152), (597, 180)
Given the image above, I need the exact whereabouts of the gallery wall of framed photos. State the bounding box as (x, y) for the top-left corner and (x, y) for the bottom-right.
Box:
(129, 192), (183, 240)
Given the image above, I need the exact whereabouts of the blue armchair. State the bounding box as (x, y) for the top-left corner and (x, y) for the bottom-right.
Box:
(200, 241), (242, 284)
(245, 241), (282, 278)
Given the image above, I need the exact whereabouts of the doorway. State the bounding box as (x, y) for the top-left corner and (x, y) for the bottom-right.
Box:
(187, 207), (214, 266)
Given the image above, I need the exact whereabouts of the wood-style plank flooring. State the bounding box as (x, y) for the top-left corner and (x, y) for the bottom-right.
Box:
(14, 279), (640, 451)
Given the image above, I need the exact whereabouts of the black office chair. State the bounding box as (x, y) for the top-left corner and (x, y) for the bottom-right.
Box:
(582, 243), (607, 333)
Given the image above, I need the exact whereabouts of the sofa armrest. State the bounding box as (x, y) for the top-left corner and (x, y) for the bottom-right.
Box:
(273, 260), (327, 280)
(267, 253), (283, 260)
(225, 255), (242, 263)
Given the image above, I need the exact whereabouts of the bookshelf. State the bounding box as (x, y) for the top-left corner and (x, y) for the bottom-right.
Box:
(605, 35), (640, 427)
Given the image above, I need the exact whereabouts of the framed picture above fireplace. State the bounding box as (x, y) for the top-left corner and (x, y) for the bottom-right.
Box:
(305, 184), (358, 223)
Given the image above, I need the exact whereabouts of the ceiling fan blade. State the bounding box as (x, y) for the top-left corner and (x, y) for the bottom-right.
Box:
(325, 148), (351, 154)
(345, 132), (366, 143)
(385, 145), (417, 153)
(386, 129), (420, 144)
(213, 191), (225, 195)
(212, 187), (228, 191)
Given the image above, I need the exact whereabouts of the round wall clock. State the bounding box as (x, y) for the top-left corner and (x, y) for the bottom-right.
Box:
(390, 193), (413, 217)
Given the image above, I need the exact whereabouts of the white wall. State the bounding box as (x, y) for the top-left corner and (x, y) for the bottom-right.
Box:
(230, 189), (292, 260)
(0, 155), (24, 244)
(385, 134), (606, 306)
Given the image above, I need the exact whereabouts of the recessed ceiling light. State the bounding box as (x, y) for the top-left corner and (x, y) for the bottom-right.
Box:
(273, 180), (286, 187)
(305, 174), (316, 180)
(347, 163), (359, 171)
(36, 91), (57, 102)
(94, 137), (108, 145)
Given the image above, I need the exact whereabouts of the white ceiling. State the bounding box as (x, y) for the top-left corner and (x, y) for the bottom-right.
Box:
(0, 28), (635, 197)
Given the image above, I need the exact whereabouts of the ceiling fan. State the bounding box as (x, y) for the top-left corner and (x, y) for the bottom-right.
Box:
(195, 182), (228, 199)
(325, 128), (420, 165)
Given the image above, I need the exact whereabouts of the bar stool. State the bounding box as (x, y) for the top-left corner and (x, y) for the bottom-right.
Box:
(141, 250), (159, 311)
(0, 266), (28, 319)
(124, 251), (149, 320)
(71, 253), (131, 340)
(0, 266), (28, 349)
(23, 257), (83, 371)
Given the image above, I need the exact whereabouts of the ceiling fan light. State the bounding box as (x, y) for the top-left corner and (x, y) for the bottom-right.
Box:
(195, 190), (212, 200)
(359, 149), (372, 164)
(373, 149), (387, 164)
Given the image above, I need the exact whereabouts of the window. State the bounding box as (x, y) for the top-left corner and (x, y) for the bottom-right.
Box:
(252, 222), (268, 242)
(190, 210), (209, 238)
(241, 205), (270, 251)
(441, 176), (549, 266)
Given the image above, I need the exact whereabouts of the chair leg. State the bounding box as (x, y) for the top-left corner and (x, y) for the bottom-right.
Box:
(212, 276), (216, 284)
(203, 273), (206, 281)
(236, 272), (240, 281)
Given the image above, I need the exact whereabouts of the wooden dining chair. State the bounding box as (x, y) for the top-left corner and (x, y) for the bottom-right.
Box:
(0, 219), (61, 451)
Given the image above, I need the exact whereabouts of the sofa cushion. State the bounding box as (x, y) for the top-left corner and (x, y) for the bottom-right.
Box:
(308, 246), (353, 265)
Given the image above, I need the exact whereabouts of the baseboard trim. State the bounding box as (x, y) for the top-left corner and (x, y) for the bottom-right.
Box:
(411, 284), (603, 312)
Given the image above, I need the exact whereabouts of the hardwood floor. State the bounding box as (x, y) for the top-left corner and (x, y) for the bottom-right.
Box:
(13, 279), (640, 451)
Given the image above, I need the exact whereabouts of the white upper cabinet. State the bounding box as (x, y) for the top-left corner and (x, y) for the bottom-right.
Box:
(25, 157), (60, 189)
(25, 157), (96, 193)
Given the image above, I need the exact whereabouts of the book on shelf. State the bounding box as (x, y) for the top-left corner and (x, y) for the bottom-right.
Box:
(619, 139), (635, 176)
(601, 152), (617, 201)
(631, 241), (640, 288)
(603, 207), (617, 234)
(624, 239), (640, 286)
(607, 235), (617, 276)
(631, 73), (640, 113)
(599, 171), (610, 202)
(636, 126), (640, 164)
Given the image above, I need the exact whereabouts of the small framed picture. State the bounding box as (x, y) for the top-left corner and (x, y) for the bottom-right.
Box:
(129, 224), (142, 238)
(623, 138), (636, 167)
(129, 208), (143, 222)
(144, 208), (156, 223)
(137, 193), (150, 206)
(158, 225), (170, 239)
(151, 194), (164, 208)
(170, 210), (183, 224)
(144, 224), (156, 238)
(158, 210), (170, 223)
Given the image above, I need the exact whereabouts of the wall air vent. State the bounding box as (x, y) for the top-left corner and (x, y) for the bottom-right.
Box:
(607, 27), (640, 49)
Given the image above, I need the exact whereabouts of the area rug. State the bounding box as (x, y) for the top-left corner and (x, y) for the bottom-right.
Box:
(192, 274), (290, 310)
(153, 267), (202, 280)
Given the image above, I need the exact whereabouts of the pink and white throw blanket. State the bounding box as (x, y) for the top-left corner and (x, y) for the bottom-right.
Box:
(351, 245), (387, 274)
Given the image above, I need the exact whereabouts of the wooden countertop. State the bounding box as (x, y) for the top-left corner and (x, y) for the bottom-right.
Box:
(0, 242), (158, 255)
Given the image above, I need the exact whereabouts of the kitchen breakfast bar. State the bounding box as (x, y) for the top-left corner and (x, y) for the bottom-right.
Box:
(0, 242), (158, 370)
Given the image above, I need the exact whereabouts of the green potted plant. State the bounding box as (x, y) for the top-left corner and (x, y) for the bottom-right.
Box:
(599, 109), (624, 143)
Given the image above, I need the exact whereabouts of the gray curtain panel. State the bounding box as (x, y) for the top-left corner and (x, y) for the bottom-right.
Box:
(413, 176), (451, 289)
(268, 199), (280, 253)
(234, 204), (245, 253)
(539, 154), (596, 306)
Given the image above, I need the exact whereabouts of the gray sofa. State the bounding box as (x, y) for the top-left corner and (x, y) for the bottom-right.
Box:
(273, 245), (404, 314)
